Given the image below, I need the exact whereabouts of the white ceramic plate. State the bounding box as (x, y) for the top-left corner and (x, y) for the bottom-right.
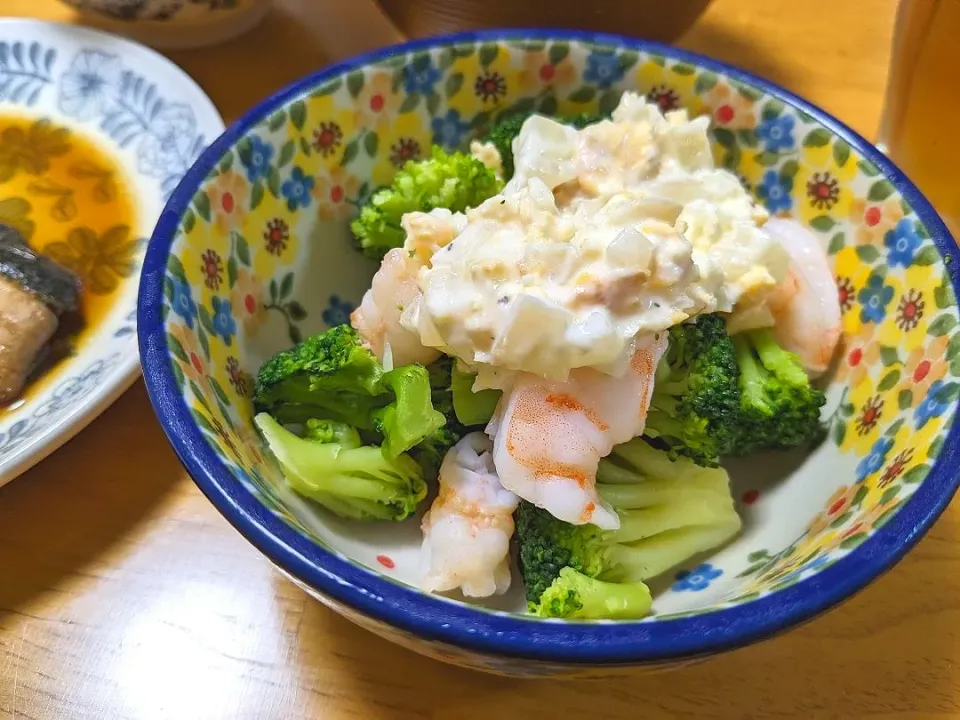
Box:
(0, 19), (224, 486)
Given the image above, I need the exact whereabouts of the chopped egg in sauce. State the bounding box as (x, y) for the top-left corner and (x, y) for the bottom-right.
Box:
(401, 93), (789, 389)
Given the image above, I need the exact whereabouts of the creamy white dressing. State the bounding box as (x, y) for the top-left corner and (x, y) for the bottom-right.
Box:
(401, 93), (789, 389)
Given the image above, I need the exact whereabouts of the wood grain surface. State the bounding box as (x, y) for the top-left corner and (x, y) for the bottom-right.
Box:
(5, 1), (959, 718)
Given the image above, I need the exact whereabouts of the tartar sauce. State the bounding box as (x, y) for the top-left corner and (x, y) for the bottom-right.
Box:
(401, 93), (788, 388)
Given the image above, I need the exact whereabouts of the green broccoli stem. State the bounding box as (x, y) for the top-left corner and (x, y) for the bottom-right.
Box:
(537, 567), (652, 619)
(603, 493), (739, 546)
(599, 437), (693, 483)
(604, 519), (741, 583)
(748, 328), (810, 386)
(287, 445), (414, 499)
(451, 365), (501, 426)
(732, 334), (772, 415)
(304, 491), (407, 522)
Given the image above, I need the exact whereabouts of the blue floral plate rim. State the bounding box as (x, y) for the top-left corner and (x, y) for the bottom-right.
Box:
(140, 28), (960, 665)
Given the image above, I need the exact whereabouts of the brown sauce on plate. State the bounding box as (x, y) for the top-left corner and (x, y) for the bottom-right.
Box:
(0, 113), (139, 411)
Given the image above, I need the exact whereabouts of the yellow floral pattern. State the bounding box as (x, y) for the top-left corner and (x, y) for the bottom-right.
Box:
(161, 37), (960, 616)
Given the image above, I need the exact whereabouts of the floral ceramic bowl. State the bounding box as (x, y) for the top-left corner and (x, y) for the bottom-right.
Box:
(139, 30), (960, 675)
(0, 18), (222, 487)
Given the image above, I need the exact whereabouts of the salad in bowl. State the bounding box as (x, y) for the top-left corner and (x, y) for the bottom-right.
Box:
(252, 93), (839, 619)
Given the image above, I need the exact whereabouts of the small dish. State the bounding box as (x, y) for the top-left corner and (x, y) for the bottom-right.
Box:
(0, 18), (224, 486)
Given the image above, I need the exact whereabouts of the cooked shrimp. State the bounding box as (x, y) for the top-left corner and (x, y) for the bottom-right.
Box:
(420, 433), (519, 597)
(762, 218), (842, 377)
(487, 332), (668, 530)
(350, 247), (440, 367)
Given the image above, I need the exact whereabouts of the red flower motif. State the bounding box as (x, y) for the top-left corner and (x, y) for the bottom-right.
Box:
(312, 121), (343, 157)
(539, 63), (556, 82)
(895, 289), (925, 331)
(855, 395), (884, 436)
(837, 276), (855, 313)
(806, 172), (839, 210)
(389, 138), (422, 168)
(878, 448), (914, 488)
(200, 249), (223, 290)
(647, 85), (679, 113)
(226, 356), (248, 396)
(264, 218), (289, 256)
(474, 71), (507, 102)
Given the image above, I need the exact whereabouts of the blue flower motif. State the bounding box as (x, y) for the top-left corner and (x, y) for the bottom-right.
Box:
(584, 50), (625, 89)
(281, 166), (314, 212)
(857, 273), (894, 324)
(883, 218), (922, 268)
(756, 170), (794, 213)
(402, 61), (442, 95)
(756, 114), (796, 153)
(210, 296), (237, 346)
(916, 379), (950, 429)
(672, 563), (723, 592)
(58, 50), (121, 121)
(170, 278), (197, 329)
(241, 135), (274, 183)
(856, 435), (894, 481)
(322, 295), (354, 328)
(431, 109), (470, 151)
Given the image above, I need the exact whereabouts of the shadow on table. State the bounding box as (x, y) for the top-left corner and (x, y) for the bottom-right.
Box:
(283, 514), (958, 718)
(165, 0), (403, 124)
(676, 22), (801, 93)
(0, 383), (183, 612)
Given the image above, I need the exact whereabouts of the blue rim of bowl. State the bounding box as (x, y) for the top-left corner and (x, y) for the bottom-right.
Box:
(139, 29), (960, 665)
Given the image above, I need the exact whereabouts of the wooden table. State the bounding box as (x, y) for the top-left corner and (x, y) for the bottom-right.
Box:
(4, 1), (958, 718)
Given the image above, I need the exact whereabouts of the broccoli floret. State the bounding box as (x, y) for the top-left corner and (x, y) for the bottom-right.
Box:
(517, 438), (741, 619)
(645, 314), (742, 467)
(408, 425), (461, 481)
(374, 364), (446, 458)
(254, 325), (449, 460)
(255, 413), (426, 521)
(483, 111), (607, 179)
(350, 147), (503, 260)
(536, 567), (653, 620)
(253, 324), (383, 427)
(730, 328), (827, 455)
(425, 355), (458, 428)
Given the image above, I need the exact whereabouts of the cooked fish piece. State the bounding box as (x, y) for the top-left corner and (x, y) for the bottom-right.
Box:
(0, 222), (81, 405)
(0, 278), (58, 403)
